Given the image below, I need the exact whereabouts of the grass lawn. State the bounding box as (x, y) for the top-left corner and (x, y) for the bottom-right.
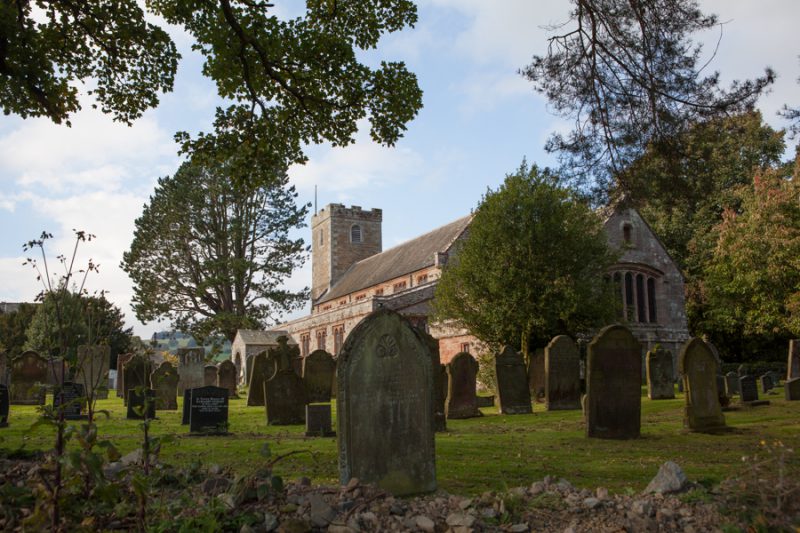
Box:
(1, 387), (797, 496)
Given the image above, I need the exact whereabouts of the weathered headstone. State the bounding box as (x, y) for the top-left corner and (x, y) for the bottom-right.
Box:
(204, 365), (218, 387)
(127, 388), (156, 420)
(337, 309), (436, 496)
(768, 370), (782, 385)
(678, 338), (727, 432)
(116, 353), (134, 398)
(545, 335), (582, 410)
(788, 340), (800, 381)
(53, 382), (86, 420)
(150, 362), (179, 410)
(181, 389), (192, 425)
(725, 371), (740, 396)
(0, 384), (8, 427)
(45, 358), (66, 389)
(476, 395), (494, 408)
(9, 351), (47, 405)
(177, 348), (205, 394)
(246, 351), (276, 407)
(302, 350), (336, 403)
(0, 352), (7, 386)
(527, 348), (545, 402)
(189, 386), (229, 434)
(420, 331), (447, 433)
(217, 360), (238, 398)
(760, 374), (773, 394)
(785, 378), (800, 401)
(737, 364), (747, 377)
(264, 338), (307, 425)
(446, 352), (481, 419)
(495, 346), (532, 415)
(646, 347), (675, 400)
(305, 403), (335, 437)
(739, 375), (759, 403)
(586, 325), (642, 439)
(122, 356), (152, 407)
(76, 345), (110, 400)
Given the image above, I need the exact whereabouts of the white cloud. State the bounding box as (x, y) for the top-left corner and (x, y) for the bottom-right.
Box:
(456, 72), (533, 114)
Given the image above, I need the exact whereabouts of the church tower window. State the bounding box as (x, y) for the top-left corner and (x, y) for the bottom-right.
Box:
(351, 224), (362, 243)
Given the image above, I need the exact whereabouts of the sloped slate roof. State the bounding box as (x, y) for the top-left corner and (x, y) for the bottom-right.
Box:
(235, 329), (294, 345)
(318, 215), (472, 305)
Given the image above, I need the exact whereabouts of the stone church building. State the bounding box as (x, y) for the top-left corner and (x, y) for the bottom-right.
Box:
(277, 202), (689, 365)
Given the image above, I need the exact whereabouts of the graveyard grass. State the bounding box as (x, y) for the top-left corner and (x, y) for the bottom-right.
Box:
(0, 387), (797, 497)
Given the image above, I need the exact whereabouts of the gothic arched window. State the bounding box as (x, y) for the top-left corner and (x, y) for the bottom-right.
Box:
(351, 224), (362, 243)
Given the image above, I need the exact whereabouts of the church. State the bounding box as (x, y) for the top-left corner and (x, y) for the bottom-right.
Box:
(274, 202), (690, 365)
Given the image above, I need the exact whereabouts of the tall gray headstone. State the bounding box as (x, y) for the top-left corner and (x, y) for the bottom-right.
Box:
(150, 361), (179, 410)
(725, 371), (739, 396)
(739, 375), (759, 403)
(646, 347), (675, 400)
(446, 352), (481, 419)
(788, 340), (800, 381)
(337, 309), (436, 496)
(217, 360), (238, 398)
(302, 350), (335, 403)
(177, 348), (204, 394)
(246, 351), (276, 407)
(496, 346), (532, 415)
(527, 348), (545, 402)
(679, 338), (726, 432)
(122, 356), (152, 407)
(264, 338), (307, 425)
(545, 335), (581, 410)
(9, 351), (48, 405)
(204, 365), (218, 387)
(76, 345), (110, 401)
(785, 378), (800, 401)
(586, 325), (642, 439)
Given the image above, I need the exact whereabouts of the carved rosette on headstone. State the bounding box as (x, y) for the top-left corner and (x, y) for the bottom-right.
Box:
(217, 360), (238, 398)
(646, 347), (675, 400)
(9, 351), (48, 405)
(337, 309), (437, 496)
(527, 348), (545, 402)
(151, 362), (179, 410)
(76, 345), (110, 400)
(678, 338), (726, 432)
(495, 346), (532, 415)
(265, 337), (307, 425)
(586, 325), (642, 439)
(788, 340), (800, 381)
(177, 348), (205, 394)
(204, 365), (218, 387)
(446, 352), (481, 419)
(302, 350), (336, 403)
(122, 356), (152, 407)
(246, 352), (275, 407)
(545, 335), (582, 410)
(116, 353), (134, 398)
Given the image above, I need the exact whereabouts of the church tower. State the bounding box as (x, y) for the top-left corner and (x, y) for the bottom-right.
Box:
(311, 204), (382, 302)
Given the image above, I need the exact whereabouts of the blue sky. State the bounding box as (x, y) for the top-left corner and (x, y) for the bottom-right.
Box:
(1, 0), (798, 339)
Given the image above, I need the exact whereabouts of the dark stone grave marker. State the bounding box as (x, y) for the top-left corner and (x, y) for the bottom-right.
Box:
(246, 352), (275, 407)
(788, 340), (800, 380)
(420, 331), (447, 433)
(760, 374), (773, 394)
(725, 371), (739, 396)
(305, 403), (335, 437)
(217, 360), (238, 398)
(127, 389), (156, 420)
(0, 352), (7, 387)
(0, 384), (9, 427)
(182, 389), (192, 425)
(337, 309), (436, 496)
(122, 356), (152, 407)
(204, 365), (218, 387)
(586, 325), (641, 439)
(545, 335), (582, 410)
(302, 349), (335, 403)
(189, 386), (229, 435)
(9, 351), (47, 405)
(495, 346), (532, 415)
(739, 375), (758, 402)
(151, 362), (178, 410)
(53, 381), (86, 420)
(785, 378), (800, 401)
(646, 347), (675, 400)
(527, 348), (545, 402)
(264, 338), (307, 425)
(446, 352), (481, 419)
(678, 338), (726, 432)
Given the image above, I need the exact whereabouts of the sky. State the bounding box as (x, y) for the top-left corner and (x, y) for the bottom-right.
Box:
(1, 0), (798, 339)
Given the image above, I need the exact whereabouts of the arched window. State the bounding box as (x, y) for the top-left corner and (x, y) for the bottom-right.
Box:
(613, 272), (623, 319)
(636, 274), (646, 323)
(351, 224), (362, 243)
(624, 272), (634, 321)
(647, 277), (657, 323)
(318, 229), (324, 246)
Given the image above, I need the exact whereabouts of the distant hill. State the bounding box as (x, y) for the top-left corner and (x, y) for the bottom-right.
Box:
(149, 330), (231, 362)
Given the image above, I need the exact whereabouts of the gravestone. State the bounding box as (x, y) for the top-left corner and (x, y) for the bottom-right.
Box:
(337, 309), (436, 496)
(53, 382), (86, 420)
(785, 378), (800, 401)
(760, 374), (773, 393)
(9, 351), (47, 405)
(177, 348), (205, 394)
(116, 353), (134, 398)
(127, 388), (156, 420)
(788, 340), (800, 380)
(217, 360), (238, 398)
(181, 389), (192, 425)
(264, 338), (307, 425)
(302, 350), (336, 403)
(527, 348), (545, 402)
(495, 346), (532, 414)
(45, 358), (67, 389)
(646, 347), (675, 400)
(768, 370), (782, 385)
(445, 352), (481, 419)
(476, 395), (494, 408)
(725, 371), (740, 396)
(204, 365), (218, 387)
(586, 325), (642, 439)
(189, 386), (229, 434)
(420, 331), (447, 433)
(545, 335), (582, 410)
(305, 403), (335, 437)
(246, 351), (276, 407)
(678, 338), (726, 432)
(122, 356), (152, 407)
(0, 384), (8, 427)
(76, 345), (110, 400)
(0, 352), (7, 386)
(150, 362), (179, 410)
(739, 375), (759, 403)
(737, 364), (747, 377)
(677, 377), (684, 393)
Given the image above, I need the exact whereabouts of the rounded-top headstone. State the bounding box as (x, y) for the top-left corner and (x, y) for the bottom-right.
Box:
(337, 309), (436, 496)
(446, 352), (481, 419)
(303, 349), (336, 403)
(646, 346), (675, 400)
(544, 335), (581, 410)
(678, 338), (726, 432)
(495, 346), (532, 414)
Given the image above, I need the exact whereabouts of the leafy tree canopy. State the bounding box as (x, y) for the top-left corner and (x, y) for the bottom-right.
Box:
(121, 157), (309, 343)
(0, 303), (38, 357)
(522, 0), (774, 195)
(1, 0), (423, 172)
(432, 161), (618, 357)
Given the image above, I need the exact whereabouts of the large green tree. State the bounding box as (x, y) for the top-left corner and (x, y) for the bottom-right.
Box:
(1, 1), (422, 171)
(122, 158), (308, 343)
(0, 302), (38, 356)
(432, 161), (618, 358)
